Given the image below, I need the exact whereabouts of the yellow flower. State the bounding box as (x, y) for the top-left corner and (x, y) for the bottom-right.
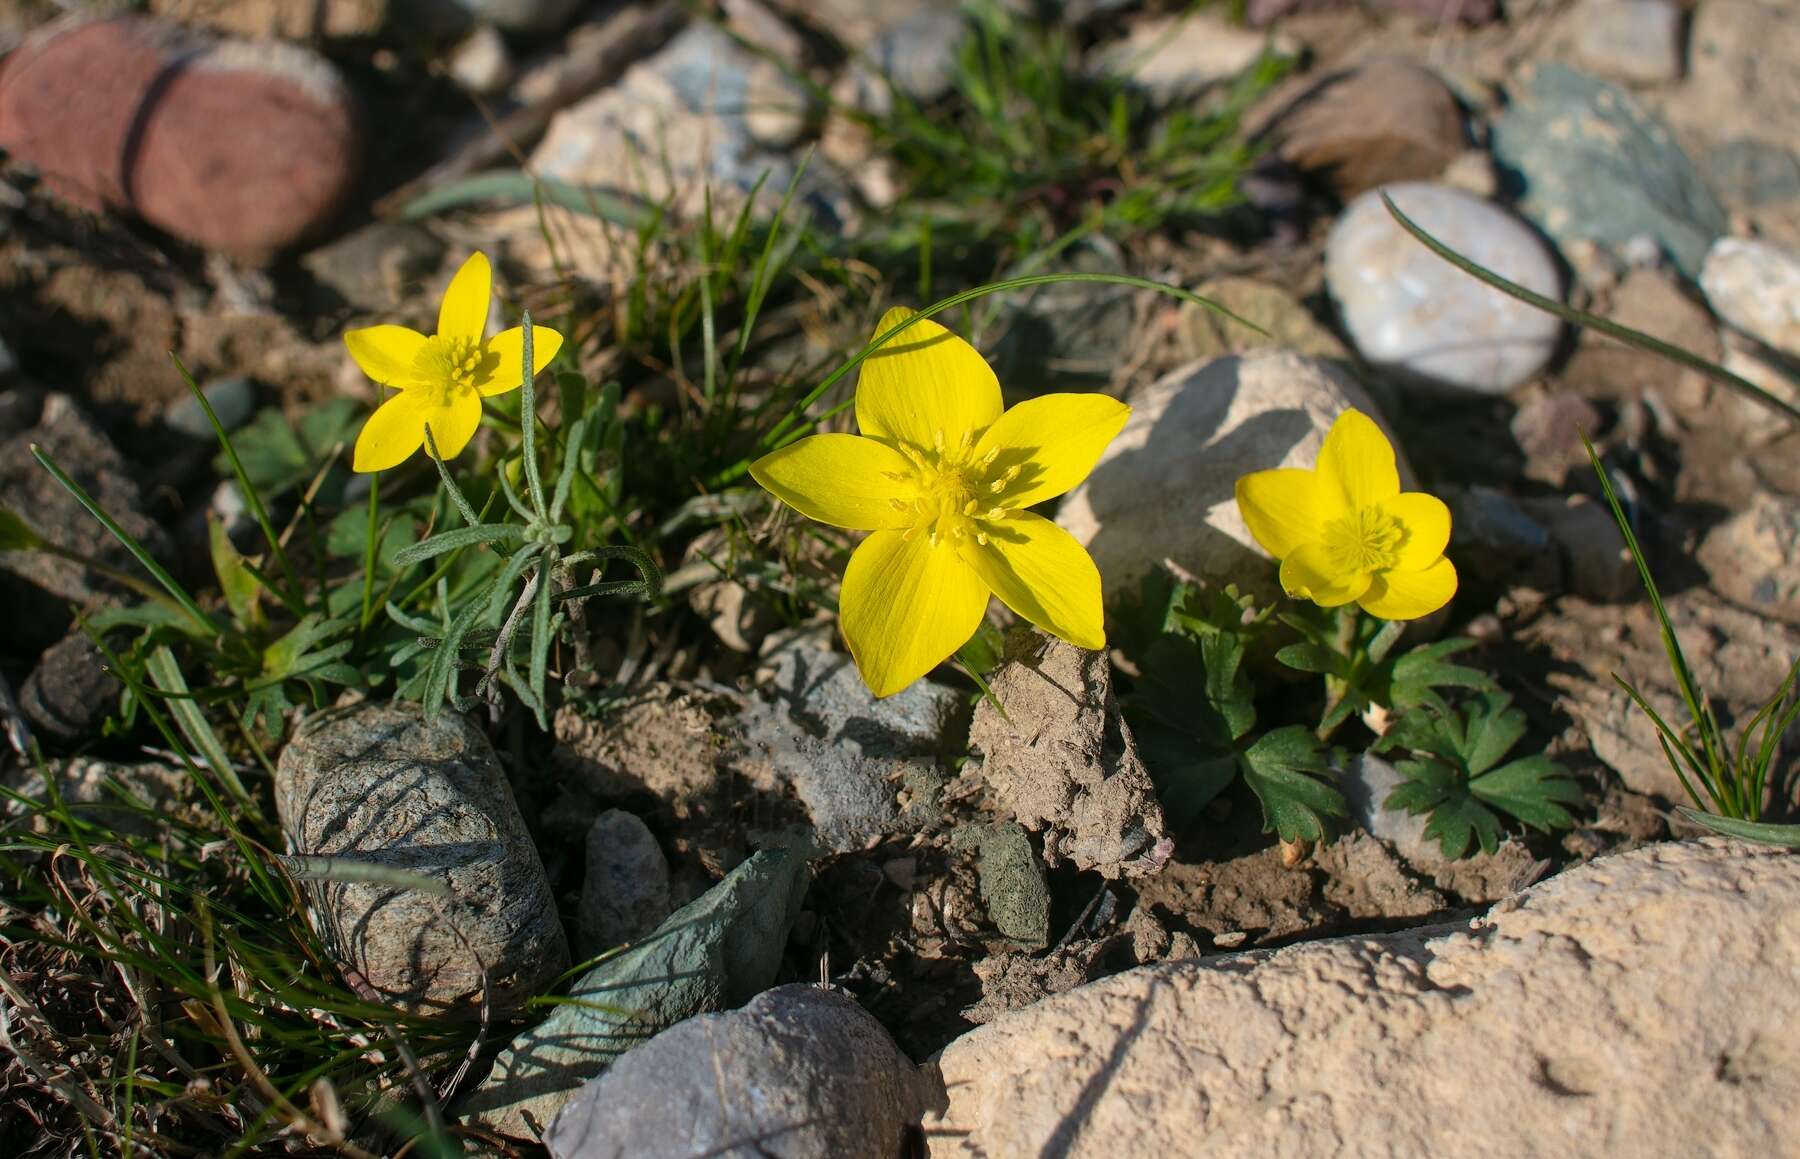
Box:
(1235, 409), (1456, 621)
(752, 307), (1130, 697)
(343, 252), (564, 473)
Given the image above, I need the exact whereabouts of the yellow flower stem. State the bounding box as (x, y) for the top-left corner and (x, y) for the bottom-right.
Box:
(518, 311), (548, 518)
(359, 470), (380, 633)
(1316, 606), (1362, 743)
(422, 425), (482, 528)
(716, 272), (1266, 489)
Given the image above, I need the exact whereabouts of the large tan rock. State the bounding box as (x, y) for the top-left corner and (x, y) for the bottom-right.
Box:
(1056, 352), (1410, 601)
(925, 840), (1800, 1156)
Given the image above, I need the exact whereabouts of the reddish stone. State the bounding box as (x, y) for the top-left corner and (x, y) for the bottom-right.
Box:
(0, 16), (359, 256)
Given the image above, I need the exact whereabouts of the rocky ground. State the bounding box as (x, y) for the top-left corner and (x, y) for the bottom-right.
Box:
(1, 0), (1798, 1155)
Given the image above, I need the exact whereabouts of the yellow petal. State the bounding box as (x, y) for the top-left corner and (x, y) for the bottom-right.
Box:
(421, 389), (486, 461)
(972, 393), (1130, 509)
(1235, 467), (1341, 560)
(855, 307), (1003, 452)
(479, 325), (565, 397)
(1383, 491), (1452, 571)
(1279, 541), (1372, 608)
(1316, 409), (1400, 511)
(961, 511), (1105, 649)
(353, 389), (486, 473)
(344, 325), (428, 390)
(438, 252), (492, 342)
(750, 434), (920, 530)
(841, 529), (990, 698)
(353, 392), (429, 472)
(1359, 556), (1458, 620)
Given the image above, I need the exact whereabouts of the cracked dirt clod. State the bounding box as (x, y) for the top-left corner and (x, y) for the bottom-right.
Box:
(966, 630), (1170, 879)
(924, 840), (1800, 1156)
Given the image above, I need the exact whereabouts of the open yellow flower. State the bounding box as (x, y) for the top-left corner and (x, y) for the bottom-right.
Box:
(344, 251), (564, 473)
(1235, 409), (1455, 620)
(752, 307), (1130, 697)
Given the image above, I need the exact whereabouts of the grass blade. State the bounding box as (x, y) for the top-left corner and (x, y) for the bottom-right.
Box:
(31, 445), (221, 640)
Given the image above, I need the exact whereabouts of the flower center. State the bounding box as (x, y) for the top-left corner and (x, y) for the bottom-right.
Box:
(1321, 505), (1403, 574)
(412, 334), (488, 403)
(886, 429), (1025, 548)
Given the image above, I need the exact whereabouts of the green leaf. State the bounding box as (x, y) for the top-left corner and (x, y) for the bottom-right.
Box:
(1239, 725), (1345, 843)
(1472, 756), (1584, 833)
(1388, 758), (1503, 859)
(1380, 692), (1583, 858)
(1389, 638), (1496, 711)
(1139, 631), (1253, 748)
(1276, 641), (1345, 677)
(1138, 723), (1237, 829)
(221, 399), (358, 500)
(0, 505), (43, 550)
(392, 523), (525, 567)
(208, 519), (263, 629)
(1675, 808), (1800, 848)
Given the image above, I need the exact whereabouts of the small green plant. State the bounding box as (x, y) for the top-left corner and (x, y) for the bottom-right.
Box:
(1585, 437), (1800, 845)
(1125, 578), (1346, 842)
(859, 3), (1288, 251)
(1375, 691), (1584, 859)
(385, 325), (661, 727)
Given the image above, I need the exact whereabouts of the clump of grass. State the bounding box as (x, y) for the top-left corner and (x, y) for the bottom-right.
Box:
(1585, 436), (1800, 844)
(861, 2), (1289, 250)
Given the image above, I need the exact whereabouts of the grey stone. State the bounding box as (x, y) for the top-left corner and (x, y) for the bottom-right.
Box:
(543, 985), (925, 1158)
(832, 7), (967, 116)
(1492, 63), (1727, 279)
(959, 822), (1050, 949)
(301, 220), (446, 315)
(0, 393), (172, 655)
(966, 630), (1169, 879)
(1088, 15), (1293, 105)
(1339, 752), (1433, 863)
(273, 702), (568, 1019)
(738, 632), (964, 853)
(1701, 237), (1800, 357)
(1326, 182), (1564, 395)
(1452, 487), (1557, 593)
(19, 630), (120, 743)
(164, 376), (256, 438)
(1058, 352), (1414, 601)
(1699, 491), (1800, 625)
(1570, 0), (1684, 86)
(462, 848), (810, 1141)
(577, 810), (672, 961)
(1518, 494), (1637, 602)
(516, 22), (828, 264)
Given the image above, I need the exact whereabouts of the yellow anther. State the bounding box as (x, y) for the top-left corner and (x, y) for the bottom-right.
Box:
(963, 499), (979, 515)
(976, 531), (989, 546)
(985, 506), (1006, 521)
(978, 447), (999, 468)
(934, 429), (946, 453)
